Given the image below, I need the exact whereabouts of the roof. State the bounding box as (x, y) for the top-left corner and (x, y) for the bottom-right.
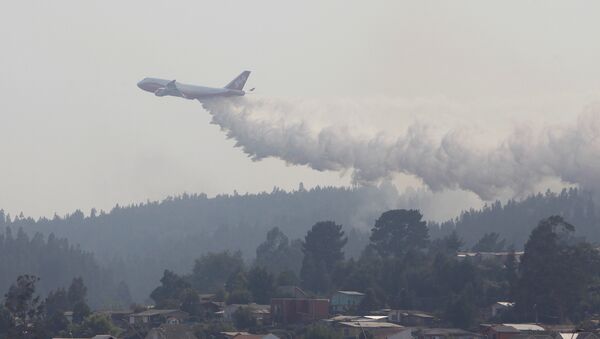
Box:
(491, 325), (522, 333)
(503, 324), (545, 332)
(421, 328), (481, 336)
(148, 324), (197, 339)
(131, 309), (181, 317)
(392, 309), (435, 318)
(339, 321), (403, 328)
(336, 290), (365, 296)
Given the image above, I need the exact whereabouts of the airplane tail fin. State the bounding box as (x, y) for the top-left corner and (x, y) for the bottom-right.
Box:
(224, 71), (251, 90)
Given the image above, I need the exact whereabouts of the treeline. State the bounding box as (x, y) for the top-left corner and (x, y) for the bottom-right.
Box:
(0, 275), (120, 338)
(434, 188), (600, 247)
(1, 185), (398, 301)
(0, 227), (132, 309)
(152, 210), (600, 329)
(4, 185), (600, 305)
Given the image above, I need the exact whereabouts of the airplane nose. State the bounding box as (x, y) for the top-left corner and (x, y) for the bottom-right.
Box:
(137, 80), (145, 89)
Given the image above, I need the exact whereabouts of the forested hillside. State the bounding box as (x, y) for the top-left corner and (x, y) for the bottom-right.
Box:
(4, 185), (600, 305)
(433, 188), (600, 248)
(1, 185), (401, 301)
(0, 227), (129, 309)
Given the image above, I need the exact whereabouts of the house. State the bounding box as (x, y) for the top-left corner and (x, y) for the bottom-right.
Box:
(223, 303), (271, 325)
(53, 336), (117, 339)
(145, 324), (197, 339)
(481, 324), (522, 339)
(490, 302), (515, 318)
(129, 309), (189, 326)
(220, 332), (280, 339)
(502, 324), (545, 332)
(336, 321), (407, 339)
(331, 291), (366, 313)
(418, 328), (484, 339)
(388, 310), (436, 326)
(271, 298), (330, 324)
(555, 332), (600, 339)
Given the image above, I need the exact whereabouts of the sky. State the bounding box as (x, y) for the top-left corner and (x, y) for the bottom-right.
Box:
(1, 1), (600, 220)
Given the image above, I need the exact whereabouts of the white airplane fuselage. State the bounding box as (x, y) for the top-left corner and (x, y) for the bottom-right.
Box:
(137, 71), (251, 100)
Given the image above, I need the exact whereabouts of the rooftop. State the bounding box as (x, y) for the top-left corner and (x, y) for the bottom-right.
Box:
(336, 290), (365, 296)
(339, 321), (403, 328)
(503, 324), (545, 332)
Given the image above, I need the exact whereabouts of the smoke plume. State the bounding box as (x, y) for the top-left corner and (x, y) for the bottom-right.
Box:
(201, 97), (600, 200)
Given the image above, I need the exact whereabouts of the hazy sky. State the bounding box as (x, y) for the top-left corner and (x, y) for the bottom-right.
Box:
(2, 1), (600, 219)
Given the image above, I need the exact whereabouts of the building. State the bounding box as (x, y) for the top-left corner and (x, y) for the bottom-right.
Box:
(129, 309), (189, 326)
(221, 332), (280, 339)
(331, 291), (366, 313)
(418, 328), (484, 339)
(271, 298), (329, 324)
(555, 333), (600, 339)
(337, 321), (408, 339)
(223, 303), (271, 325)
(145, 324), (198, 339)
(53, 336), (117, 339)
(388, 310), (436, 327)
(481, 324), (522, 339)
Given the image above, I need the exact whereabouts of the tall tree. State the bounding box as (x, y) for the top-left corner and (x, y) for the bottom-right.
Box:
(247, 266), (275, 304)
(150, 270), (190, 308)
(515, 216), (600, 323)
(3, 275), (47, 338)
(191, 251), (245, 293)
(300, 221), (347, 294)
(255, 227), (303, 275)
(370, 210), (429, 258)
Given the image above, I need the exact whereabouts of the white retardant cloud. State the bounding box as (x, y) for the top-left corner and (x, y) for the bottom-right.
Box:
(202, 97), (600, 200)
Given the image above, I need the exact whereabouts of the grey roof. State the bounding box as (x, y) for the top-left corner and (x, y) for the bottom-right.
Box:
(422, 328), (482, 336)
(336, 290), (365, 296)
(131, 309), (181, 317)
(339, 321), (403, 328)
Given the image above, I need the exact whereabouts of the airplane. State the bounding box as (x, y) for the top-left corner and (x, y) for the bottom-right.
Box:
(137, 71), (253, 100)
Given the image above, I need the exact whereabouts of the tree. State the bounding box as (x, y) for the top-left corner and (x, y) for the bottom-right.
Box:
(45, 288), (69, 317)
(515, 216), (599, 323)
(247, 266), (275, 304)
(300, 221), (347, 293)
(369, 210), (428, 258)
(72, 301), (91, 324)
(472, 232), (506, 252)
(150, 270), (190, 308)
(255, 227), (303, 275)
(191, 251), (245, 293)
(3, 275), (46, 338)
(71, 314), (119, 337)
(67, 277), (87, 307)
(232, 307), (256, 330)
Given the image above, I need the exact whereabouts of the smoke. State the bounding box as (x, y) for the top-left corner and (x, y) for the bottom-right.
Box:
(201, 97), (600, 200)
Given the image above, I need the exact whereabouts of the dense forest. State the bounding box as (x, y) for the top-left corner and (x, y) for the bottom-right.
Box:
(435, 188), (600, 248)
(2, 185), (600, 305)
(0, 185), (400, 301)
(0, 227), (130, 309)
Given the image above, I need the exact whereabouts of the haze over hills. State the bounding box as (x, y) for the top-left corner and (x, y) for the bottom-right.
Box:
(2, 184), (600, 304)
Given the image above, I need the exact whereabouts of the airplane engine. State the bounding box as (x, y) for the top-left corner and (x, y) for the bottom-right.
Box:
(154, 88), (168, 97)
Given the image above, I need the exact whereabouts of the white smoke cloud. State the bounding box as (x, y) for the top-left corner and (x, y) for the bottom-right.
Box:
(201, 97), (600, 200)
